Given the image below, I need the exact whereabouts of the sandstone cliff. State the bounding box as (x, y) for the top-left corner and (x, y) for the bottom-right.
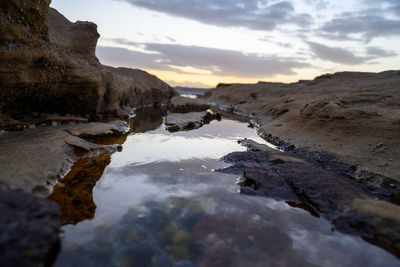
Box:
(0, 1), (175, 118)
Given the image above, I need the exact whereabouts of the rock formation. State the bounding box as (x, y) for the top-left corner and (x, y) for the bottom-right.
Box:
(204, 71), (400, 183)
(0, 1), (176, 119)
(219, 138), (400, 257)
(0, 1), (176, 264)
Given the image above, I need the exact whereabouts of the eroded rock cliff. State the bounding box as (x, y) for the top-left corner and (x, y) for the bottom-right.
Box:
(0, 1), (175, 118)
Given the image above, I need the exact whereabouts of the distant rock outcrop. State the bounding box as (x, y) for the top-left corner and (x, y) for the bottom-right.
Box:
(0, 1), (176, 118)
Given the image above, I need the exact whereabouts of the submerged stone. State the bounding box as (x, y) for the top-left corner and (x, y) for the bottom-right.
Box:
(0, 189), (61, 267)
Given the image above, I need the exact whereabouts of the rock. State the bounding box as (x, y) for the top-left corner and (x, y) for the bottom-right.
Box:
(66, 120), (129, 139)
(0, 114), (26, 130)
(165, 110), (220, 132)
(335, 198), (400, 256)
(103, 66), (176, 116)
(0, 189), (60, 267)
(64, 135), (116, 154)
(0, 122), (126, 196)
(218, 139), (400, 257)
(0, 113), (89, 130)
(204, 71), (400, 182)
(0, 2), (176, 117)
(169, 96), (210, 113)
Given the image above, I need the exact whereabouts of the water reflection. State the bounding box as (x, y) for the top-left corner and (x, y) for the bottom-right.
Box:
(130, 107), (166, 133)
(48, 154), (111, 225)
(53, 110), (399, 267)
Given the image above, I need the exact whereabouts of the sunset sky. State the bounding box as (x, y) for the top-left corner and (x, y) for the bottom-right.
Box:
(51, 0), (400, 88)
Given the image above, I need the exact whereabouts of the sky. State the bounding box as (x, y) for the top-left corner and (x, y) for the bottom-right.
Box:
(51, 0), (400, 88)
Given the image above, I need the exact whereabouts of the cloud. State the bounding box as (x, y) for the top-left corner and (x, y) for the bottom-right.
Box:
(319, 0), (400, 43)
(259, 36), (293, 48)
(97, 39), (310, 77)
(363, 0), (400, 17)
(320, 14), (400, 43)
(366, 47), (397, 57)
(306, 41), (367, 65)
(116, 0), (313, 31)
(115, 0), (400, 44)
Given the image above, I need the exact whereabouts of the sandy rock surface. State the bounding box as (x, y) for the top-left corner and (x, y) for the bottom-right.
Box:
(204, 71), (400, 182)
(103, 66), (176, 116)
(169, 96), (210, 113)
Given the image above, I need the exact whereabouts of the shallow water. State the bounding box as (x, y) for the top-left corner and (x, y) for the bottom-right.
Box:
(52, 109), (399, 267)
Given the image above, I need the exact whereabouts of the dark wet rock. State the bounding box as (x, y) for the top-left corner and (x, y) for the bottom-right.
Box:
(169, 96), (210, 113)
(0, 115), (26, 131)
(290, 147), (357, 177)
(165, 110), (221, 132)
(219, 139), (400, 257)
(239, 167), (299, 202)
(0, 189), (60, 267)
(334, 198), (400, 257)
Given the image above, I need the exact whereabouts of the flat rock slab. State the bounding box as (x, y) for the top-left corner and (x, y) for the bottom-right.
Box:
(67, 120), (129, 139)
(165, 111), (220, 132)
(170, 96), (210, 113)
(0, 189), (61, 267)
(0, 121), (125, 196)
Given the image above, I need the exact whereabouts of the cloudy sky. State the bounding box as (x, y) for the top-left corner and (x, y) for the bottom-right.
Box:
(51, 0), (400, 87)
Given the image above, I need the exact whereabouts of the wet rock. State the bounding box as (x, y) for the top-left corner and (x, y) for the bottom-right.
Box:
(334, 198), (400, 256)
(64, 135), (116, 155)
(169, 96), (210, 113)
(0, 189), (60, 267)
(67, 120), (129, 140)
(0, 122), (125, 196)
(219, 139), (400, 257)
(165, 111), (220, 132)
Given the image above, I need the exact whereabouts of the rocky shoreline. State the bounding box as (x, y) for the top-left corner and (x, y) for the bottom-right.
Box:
(0, 1), (176, 265)
(1, 0), (400, 265)
(200, 73), (400, 257)
(202, 71), (400, 184)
